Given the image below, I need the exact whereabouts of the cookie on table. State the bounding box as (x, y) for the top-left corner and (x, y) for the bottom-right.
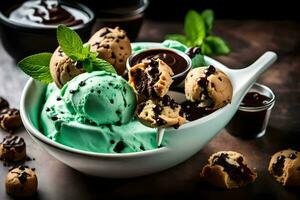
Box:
(0, 135), (26, 163)
(268, 149), (300, 186)
(201, 151), (257, 189)
(6, 165), (38, 197)
(0, 108), (23, 132)
(88, 27), (132, 75)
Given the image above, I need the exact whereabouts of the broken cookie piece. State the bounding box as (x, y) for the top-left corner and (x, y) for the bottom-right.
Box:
(136, 95), (186, 128)
(268, 149), (300, 187)
(129, 58), (174, 99)
(201, 151), (257, 189)
(6, 165), (38, 197)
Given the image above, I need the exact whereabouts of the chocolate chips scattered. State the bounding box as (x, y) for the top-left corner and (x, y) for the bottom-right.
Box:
(0, 108), (23, 132)
(0, 97), (9, 110)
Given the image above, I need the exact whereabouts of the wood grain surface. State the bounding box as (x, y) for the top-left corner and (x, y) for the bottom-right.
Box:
(0, 20), (299, 199)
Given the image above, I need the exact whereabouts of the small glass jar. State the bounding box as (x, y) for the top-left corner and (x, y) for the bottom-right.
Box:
(226, 83), (275, 139)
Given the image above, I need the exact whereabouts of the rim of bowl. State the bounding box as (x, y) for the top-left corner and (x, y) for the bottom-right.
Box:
(126, 47), (192, 81)
(20, 44), (232, 158)
(0, 1), (95, 32)
(239, 82), (275, 111)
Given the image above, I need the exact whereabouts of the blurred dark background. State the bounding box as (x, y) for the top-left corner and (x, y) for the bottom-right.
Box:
(76, 0), (300, 20)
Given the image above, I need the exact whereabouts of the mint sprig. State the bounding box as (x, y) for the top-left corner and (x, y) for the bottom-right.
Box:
(166, 9), (230, 56)
(18, 53), (53, 83)
(18, 25), (117, 84)
(57, 25), (116, 74)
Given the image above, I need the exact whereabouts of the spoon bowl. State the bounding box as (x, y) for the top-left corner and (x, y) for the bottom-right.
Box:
(20, 42), (277, 178)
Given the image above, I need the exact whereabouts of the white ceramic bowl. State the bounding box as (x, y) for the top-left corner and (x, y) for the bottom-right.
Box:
(20, 43), (277, 178)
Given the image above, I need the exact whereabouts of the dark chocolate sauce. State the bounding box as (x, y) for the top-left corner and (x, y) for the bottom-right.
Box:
(9, 0), (88, 27)
(272, 155), (285, 176)
(181, 101), (212, 121)
(212, 153), (254, 183)
(130, 49), (188, 75)
(226, 91), (273, 139)
(241, 92), (271, 107)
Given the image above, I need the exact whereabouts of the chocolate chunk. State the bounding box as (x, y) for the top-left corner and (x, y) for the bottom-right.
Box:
(113, 141), (125, 153)
(118, 35), (125, 39)
(0, 97), (9, 110)
(56, 97), (62, 101)
(272, 155), (285, 176)
(212, 153), (254, 183)
(111, 52), (116, 59)
(18, 171), (28, 184)
(79, 81), (86, 87)
(99, 28), (111, 37)
(51, 116), (58, 121)
(156, 117), (167, 126)
(100, 44), (110, 49)
(186, 47), (201, 58)
(45, 107), (50, 112)
(69, 89), (76, 94)
(153, 105), (163, 116)
(289, 152), (297, 160)
(206, 65), (216, 76)
(197, 77), (208, 88)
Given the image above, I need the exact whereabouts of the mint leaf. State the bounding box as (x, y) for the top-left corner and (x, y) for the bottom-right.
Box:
(201, 9), (214, 33)
(201, 42), (213, 55)
(57, 25), (86, 61)
(205, 36), (230, 55)
(18, 53), (53, 84)
(184, 10), (206, 46)
(82, 59), (93, 72)
(92, 58), (117, 74)
(191, 54), (206, 68)
(165, 34), (191, 46)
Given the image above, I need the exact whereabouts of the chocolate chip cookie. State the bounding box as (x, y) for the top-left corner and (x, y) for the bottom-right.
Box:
(268, 149), (300, 186)
(201, 151), (257, 189)
(6, 165), (38, 197)
(0, 108), (23, 132)
(0, 135), (26, 162)
(88, 27), (132, 75)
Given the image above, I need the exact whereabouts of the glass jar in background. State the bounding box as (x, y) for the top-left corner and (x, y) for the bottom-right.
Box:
(226, 83), (275, 139)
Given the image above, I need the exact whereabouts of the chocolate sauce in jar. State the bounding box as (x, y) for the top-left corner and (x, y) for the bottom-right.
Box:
(130, 49), (188, 75)
(8, 0), (89, 27)
(226, 86), (274, 139)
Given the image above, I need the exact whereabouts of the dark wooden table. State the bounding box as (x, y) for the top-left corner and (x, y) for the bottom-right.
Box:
(0, 20), (300, 199)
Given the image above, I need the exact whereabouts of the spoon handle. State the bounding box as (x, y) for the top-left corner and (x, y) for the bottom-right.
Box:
(231, 51), (277, 100)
